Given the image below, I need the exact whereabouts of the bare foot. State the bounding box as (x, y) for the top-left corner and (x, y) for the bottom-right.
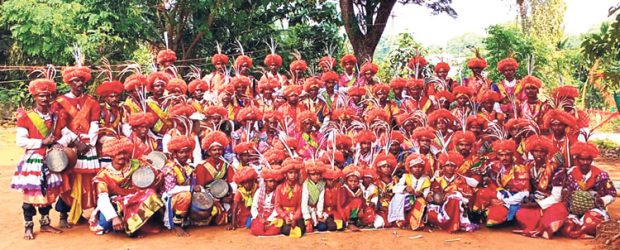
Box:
(542, 231), (551, 240)
(40, 225), (63, 234)
(348, 224), (361, 232)
(58, 219), (72, 229)
(174, 227), (189, 237)
(24, 227), (34, 240)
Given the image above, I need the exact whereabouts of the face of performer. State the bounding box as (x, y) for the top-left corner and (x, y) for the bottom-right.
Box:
(221, 93), (232, 105)
(498, 150), (514, 166)
(564, 98), (575, 112)
(438, 99), (450, 109)
(469, 125), (483, 138)
(389, 142), (401, 155)
(168, 87), (183, 96)
(456, 95), (469, 107)
(481, 100), (494, 112)
(393, 88), (403, 99)
(173, 146), (192, 164)
(410, 163), (424, 178)
(162, 61), (174, 68)
(378, 163), (391, 176)
(208, 114), (223, 127)
(325, 178), (335, 188)
(363, 71), (374, 81)
(501, 66), (516, 81)
(269, 63), (279, 73)
(240, 180), (255, 191)
(308, 86), (319, 99)
(69, 77), (86, 96)
(262, 88), (274, 99)
(151, 81), (165, 97)
(457, 141), (472, 157)
(287, 94), (299, 105)
(418, 138), (431, 153)
(443, 162), (456, 177)
(325, 81), (336, 92)
(265, 179), (277, 192)
(550, 120), (567, 137)
(193, 87), (205, 100)
(105, 93), (120, 106)
(362, 176), (373, 187)
(238, 152), (251, 165)
(436, 120), (449, 134)
(525, 86), (539, 100)
(215, 61), (226, 73)
(34, 92), (52, 108)
(308, 171), (321, 183)
(575, 155), (593, 173)
(112, 151), (130, 170)
(403, 121), (415, 133)
(265, 118), (278, 132)
(471, 67), (483, 76)
(132, 125), (149, 139)
(351, 94), (362, 105)
(286, 169), (298, 182)
(239, 63), (250, 75)
(531, 148), (548, 165)
(320, 64), (330, 73)
(235, 85), (248, 96)
(409, 86), (422, 99)
(360, 141), (371, 155)
(294, 69), (304, 77)
(437, 68), (448, 79)
(302, 119), (315, 133)
(208, 145), (224, 159)
(344, 62), (355, 72)
(376, 90), (388, 102)
(346, 175), (359, 189)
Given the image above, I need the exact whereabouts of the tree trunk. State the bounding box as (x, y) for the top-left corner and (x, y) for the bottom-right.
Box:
(339, 0), (396, 62)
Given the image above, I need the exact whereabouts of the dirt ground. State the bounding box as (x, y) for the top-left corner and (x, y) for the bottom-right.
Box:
(0, 127), (616, 250)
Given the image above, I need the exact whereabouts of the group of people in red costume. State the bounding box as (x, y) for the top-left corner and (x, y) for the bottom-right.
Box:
(12, 44), (616, 241)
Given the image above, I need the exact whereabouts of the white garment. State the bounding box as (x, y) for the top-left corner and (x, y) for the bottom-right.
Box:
(251, 189), (278, 221)
(301, 181), (325, 224)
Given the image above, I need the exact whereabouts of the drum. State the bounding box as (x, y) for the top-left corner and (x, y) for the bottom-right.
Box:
(146, 151), (167, 171)
(190, 191), (214, 222)
(191, 191), (214, 212)
(206, 179), (229, 199)
(132, 166), (155, 188)
(46, 147), (77, 173)
(432, 192), (445, 205)
(570, 190), (596, 216)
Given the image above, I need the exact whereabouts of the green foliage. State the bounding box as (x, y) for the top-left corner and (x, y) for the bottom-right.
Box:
(581, 15), (620, 90)
(527, 0), (566, 47)
(376, 33), (423, 83)
(482, 25), (539, 83)
(591, 138), (620, 150)
(0, 0), (344, 120)
(445, 32), (484, 57)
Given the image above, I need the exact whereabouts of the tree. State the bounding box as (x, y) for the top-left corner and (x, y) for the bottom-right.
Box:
(482, 24), (547, 83)
(580, 9), (620, 109)
(0, 0), (344, 119)
(339, 0), (456, 61)
(445, 32), (484, 58)
(528, 0), (566, 47)
(376, 33), (422, 82)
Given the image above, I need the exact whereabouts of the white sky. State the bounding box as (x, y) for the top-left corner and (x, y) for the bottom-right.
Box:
(383, 0), (617, 46)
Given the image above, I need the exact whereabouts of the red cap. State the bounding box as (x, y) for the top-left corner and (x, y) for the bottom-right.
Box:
(157, 49), (177, 65)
